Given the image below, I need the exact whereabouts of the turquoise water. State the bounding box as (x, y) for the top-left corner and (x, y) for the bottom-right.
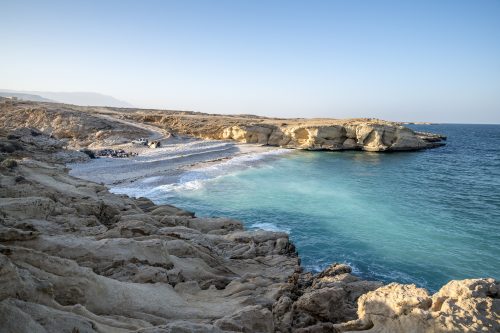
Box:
(117, 125), (500, 291)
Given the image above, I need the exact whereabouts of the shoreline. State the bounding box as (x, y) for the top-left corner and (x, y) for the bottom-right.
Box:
(1, 100), (497, 332)
(63, 134), (499, 332)
(68, 137), (288, 188)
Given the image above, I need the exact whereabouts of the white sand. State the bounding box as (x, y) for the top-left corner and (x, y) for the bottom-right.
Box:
(68, 137), (285, 187)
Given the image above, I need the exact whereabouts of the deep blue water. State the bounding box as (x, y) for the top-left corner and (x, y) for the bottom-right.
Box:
(116, 124), (500, 291)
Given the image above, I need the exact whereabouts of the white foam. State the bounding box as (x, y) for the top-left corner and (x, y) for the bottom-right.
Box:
(108, 146), (291, 200)
(156, 179), (206, 193)
(150, 148), (290, 195)
(140, 176), (162, 184)
(303, 260), (362, 275)
(110, 186), (153, 198)
(250, 222), (291, 233)
(344, 261), (362, 275)
(306, 264), (326, 273)
(189, 148), (289, 174)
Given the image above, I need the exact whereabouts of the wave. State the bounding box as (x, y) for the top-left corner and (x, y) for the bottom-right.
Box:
(111, 147), (291, 199)
(303, 260), (362, 276)
(249, 222), (291, 233)
(157, 149), (289, 190)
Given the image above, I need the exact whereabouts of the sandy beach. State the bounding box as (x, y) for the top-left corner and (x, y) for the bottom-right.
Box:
(68, 137), (287, 189)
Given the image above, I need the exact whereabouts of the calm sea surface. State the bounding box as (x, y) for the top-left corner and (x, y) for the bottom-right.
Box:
(114, 124), (500, 291)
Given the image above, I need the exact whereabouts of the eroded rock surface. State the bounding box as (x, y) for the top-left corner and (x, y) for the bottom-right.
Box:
(0, 128), (298, 332)
(0, 128), (495, 333)
(334, 279), (500, 333)
(1, 98), (446, 152)
(0, 99), (151, 148)
(219, 123), (445, 151)
(124, 111), (446, 151)
(272, 264), (383, 332)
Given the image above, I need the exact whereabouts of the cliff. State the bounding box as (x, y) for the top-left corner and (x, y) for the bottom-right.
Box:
(0, 99), (446, 152)
(129, 114), (446, 152)
(219, 122), (445, 151)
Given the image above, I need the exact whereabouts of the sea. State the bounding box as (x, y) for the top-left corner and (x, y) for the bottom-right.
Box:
(111, 124), (500, 292)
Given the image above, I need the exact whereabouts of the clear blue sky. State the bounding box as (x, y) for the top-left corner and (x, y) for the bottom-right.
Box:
(1, 0), (499, 123)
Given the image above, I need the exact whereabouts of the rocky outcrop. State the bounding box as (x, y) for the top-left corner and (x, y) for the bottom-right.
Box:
(220, 123), (445, 151)
(1, 128), (494, 333)
(0, 128), (299, 332)
(0, 99), (150, 148)
(334, 278), (500, 333)
(272, 264), (384, 332)
(134, 113), (446, 152)
(1, 98), (446, 152)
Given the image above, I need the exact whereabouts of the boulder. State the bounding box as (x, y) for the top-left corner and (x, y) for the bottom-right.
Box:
(340, 279), (500, 333)
(215, 305), (274, 333)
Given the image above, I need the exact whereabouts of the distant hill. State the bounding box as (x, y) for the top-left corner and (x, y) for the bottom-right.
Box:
(0, 91), (54, 102)
(0, 89), (133, 108)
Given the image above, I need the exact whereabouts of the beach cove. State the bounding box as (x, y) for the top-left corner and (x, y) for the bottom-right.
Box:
(1, 99), (498, 332)
(71, 124), (500, 292)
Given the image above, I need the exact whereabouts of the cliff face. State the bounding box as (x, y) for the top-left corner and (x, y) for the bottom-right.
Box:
(126, 111), (446, 152)
(220, 123), (445, 151)
(0, 98), (446, 152)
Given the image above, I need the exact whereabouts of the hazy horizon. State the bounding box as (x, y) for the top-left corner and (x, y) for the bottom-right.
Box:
(1, 0), (499, 123)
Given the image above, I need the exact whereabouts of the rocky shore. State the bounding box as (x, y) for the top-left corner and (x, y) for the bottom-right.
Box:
(126, 113), (446, 152)
(0, 99), (445, 152)
(0, 99), (498, 332)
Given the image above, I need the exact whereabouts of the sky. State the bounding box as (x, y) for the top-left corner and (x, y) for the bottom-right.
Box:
(1, 0), (499, 123)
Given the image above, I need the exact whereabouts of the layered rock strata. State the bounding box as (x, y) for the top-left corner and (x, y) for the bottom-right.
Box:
(1, 99), (446, 152)
(133, 114), (446, 152)
(219, 123), (445, 151)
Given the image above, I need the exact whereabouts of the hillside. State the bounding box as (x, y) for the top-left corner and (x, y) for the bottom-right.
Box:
(0, 99), (445, 152)
(0, 89), (133, 107)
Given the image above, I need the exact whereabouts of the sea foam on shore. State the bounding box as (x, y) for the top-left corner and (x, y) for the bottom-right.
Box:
(69, 137), (290, 199)
(111, 145), (290, 199)
(145, 124), (500, 292)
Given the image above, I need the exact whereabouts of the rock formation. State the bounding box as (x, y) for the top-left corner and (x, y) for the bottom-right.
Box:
(0, 99), (150, 148)
(334, 278), (500, 333)
(1, 98), (446, 152)
(219, 123), (445, 151)
(0, 128), (300, 332)
(133, 115), (446, 152)
(1, 101), (496, 333)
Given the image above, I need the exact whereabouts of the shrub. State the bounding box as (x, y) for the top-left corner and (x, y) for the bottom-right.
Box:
(1, 159), (18, 169)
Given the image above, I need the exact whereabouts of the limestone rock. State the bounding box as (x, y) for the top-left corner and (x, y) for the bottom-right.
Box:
(272, 263), (383, 332)
(340, 279), (500, 333)
(215, 305), (274, 333)
(220, 122), (443, 152)
(0, 125), (489, 333)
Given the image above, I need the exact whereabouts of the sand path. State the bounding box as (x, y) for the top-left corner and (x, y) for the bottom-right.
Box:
(91, 110), (167, 141)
